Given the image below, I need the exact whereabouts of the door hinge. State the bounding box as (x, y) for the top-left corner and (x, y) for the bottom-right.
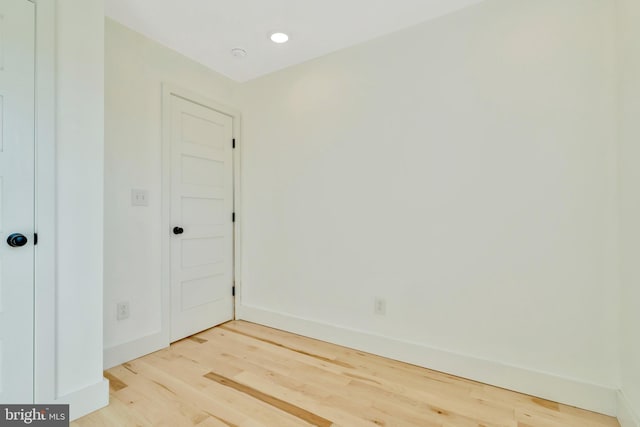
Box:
(232, 212), (236, 223)
(34, 233), (38, 245)
(232, 138), (236, 149)
(232, 286), (236, 297)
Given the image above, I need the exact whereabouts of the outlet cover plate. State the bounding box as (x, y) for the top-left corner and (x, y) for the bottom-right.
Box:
(131, 189), (149, 206)
(117, 302), (130, 320)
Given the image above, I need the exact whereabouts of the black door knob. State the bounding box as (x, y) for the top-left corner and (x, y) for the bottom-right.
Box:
(173, 227), (184, 235)
(7, 233), (28, 247)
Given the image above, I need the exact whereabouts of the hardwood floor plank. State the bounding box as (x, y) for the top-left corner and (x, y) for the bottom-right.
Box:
(218, 324), (354, 369)
(203, 371), (332, 427)
(104, 371), (128, 392)
(76, 321), (620, 427)
(71, 395), (152, 427)
(232, 370), (394, 427)
(131, 357), (305, 427)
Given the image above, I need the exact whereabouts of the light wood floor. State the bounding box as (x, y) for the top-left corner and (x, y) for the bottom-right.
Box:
(73, 321), (619, 427)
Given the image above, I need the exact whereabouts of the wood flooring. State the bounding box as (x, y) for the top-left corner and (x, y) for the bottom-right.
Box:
(73, 321), (620, 427)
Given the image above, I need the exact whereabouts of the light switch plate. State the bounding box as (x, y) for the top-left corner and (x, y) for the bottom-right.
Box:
(131, 189), (149, 206)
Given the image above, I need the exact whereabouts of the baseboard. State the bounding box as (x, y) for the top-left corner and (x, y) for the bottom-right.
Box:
(237, 304), (617, 417)
(618, 390), (640, 427)
(55, 379), (109, 421)
(104, 331), (168, 369)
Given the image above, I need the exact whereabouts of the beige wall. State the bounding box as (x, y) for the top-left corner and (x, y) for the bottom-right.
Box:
(103, 19), (238, 365)
(617, 0), (640, 422)
(234, 0), (620, 413)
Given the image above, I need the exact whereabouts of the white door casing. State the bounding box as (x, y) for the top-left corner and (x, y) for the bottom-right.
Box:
(169, 94), (234, 342)
(0, 0), (35, 403)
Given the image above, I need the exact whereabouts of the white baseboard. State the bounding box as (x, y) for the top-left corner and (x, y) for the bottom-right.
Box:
(618, 390), (640, 427)
(55, 379), (109, 421)
(104, 331), (168, 369)
(238, 304), (617, 417)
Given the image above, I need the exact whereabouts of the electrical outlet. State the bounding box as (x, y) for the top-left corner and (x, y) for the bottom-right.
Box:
(117, 302), (130, 320)
(374, 297), (386, 316)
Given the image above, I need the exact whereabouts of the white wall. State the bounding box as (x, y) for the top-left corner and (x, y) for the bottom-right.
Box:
(103, 19), (238, 366)
(617, 0), (640, 424)
(235, 0), (620, 414)
(53, 0), (108, 419)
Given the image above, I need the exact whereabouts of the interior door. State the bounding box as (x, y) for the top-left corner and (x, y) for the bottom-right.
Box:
(170, 94), (234, 342)
(0, 0), (35, 403)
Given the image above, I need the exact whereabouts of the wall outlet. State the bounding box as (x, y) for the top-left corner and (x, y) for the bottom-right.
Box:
(374, 297), (386, 316)
(117, 302), (130, 320)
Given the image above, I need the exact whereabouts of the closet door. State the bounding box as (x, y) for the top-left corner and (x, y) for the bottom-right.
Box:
(169, 94), (234, 342)
(0, 0), (36, 403)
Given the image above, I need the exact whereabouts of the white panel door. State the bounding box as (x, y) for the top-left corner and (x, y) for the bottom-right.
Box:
(170, 95), (234, 342)
(0, 0), (35, 403)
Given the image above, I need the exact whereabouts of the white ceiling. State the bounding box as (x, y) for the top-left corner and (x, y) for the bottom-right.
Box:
(105, 0), (483, 82)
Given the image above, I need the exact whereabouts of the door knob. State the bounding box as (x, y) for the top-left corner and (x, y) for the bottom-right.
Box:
(173, 227), (184, 235)
(7, 233), (28, 247)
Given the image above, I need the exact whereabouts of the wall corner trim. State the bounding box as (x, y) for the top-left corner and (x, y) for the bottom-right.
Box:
(618, 390), (640, 427)
(54, 379), (109, 421)
(237, 304), (618, 417)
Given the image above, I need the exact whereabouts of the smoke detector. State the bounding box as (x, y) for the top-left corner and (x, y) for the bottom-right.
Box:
(230, 47), (247, 58)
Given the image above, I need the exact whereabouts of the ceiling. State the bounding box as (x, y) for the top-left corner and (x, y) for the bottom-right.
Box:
(105, 0), (483, 82)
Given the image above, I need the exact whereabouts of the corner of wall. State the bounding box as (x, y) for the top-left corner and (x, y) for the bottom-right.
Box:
(618, 391), (640, 427)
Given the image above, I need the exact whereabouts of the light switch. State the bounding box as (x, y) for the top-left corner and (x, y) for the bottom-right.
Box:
(131, 189), (149, 206)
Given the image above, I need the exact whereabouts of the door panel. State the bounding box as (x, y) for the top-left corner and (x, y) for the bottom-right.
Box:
(0, 0), (35, 403)
(170, 95), (234, 342)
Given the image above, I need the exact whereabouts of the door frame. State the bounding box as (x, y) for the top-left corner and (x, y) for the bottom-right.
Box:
(32, 0), (56, 403)
(161, 83), (242, 344)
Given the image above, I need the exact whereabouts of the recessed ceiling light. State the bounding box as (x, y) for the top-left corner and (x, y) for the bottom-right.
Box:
(230, 47), (247, 58)
(270, 32), (289, 44)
